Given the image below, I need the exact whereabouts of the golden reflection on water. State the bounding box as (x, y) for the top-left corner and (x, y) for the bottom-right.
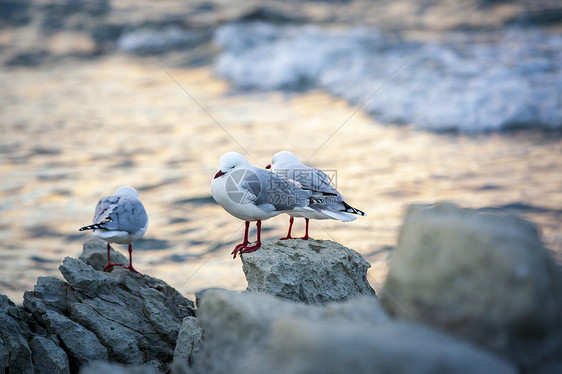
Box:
(0, 55), (561, 303)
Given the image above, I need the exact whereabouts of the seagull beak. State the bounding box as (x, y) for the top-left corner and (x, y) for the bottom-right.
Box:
(265, 164), (271, 169)
(214, 170), (226, 179)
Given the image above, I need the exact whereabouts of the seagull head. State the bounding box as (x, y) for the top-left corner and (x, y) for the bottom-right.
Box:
(114, 186), (139, 198)
(214, 152), (252, 179)
(269, 151), (301, 171)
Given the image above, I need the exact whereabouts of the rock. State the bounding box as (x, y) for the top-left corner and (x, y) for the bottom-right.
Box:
(195, 288), (231, 308)
(29, 336), (70, 374)
(79, 361), (160, 374)
(173, 316), (203, 368)
(194, 290), (388, 374)
(239, 320), (516, 374)
(43, 310), (108, 365)
(22, 238), (196, 372)
(241, 239), (375, 304)
(380, 203), (562, 370)
(24, 276), (77, 316)
(0, 295), (34, 374)
(79, 239), (128, 271)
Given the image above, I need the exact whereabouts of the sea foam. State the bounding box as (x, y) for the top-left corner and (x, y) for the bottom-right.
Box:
(214, 22), (561, 132)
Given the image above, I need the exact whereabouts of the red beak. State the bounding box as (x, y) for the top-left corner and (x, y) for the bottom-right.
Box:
(214, 170), (226, 179)
(265, 164), (271, 169)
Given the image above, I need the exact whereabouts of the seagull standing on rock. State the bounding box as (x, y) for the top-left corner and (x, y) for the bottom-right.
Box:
(266, 151), (365, 240)
(79, 186), (148, 275)
(211, 152), (318, 258)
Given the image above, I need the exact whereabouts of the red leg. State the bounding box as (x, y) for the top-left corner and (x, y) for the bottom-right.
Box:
(240, 220), (262, 254)
(301, 218), (310, 240)
(232, 221), (250, 259)
(124, 244), (143, 276)
(279, 217), (295, 240)
(103, 243), (123, 272)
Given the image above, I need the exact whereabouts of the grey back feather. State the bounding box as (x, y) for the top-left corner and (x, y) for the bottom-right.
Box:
(93, 196), (148, 234)
(242, 168), (313, 212)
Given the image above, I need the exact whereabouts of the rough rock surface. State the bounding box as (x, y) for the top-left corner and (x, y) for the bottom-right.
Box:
(22, 238), (196, 373)
(173, 316), (203, 369)
(241, 239), (375, 304)
(0, 295), (33, 374)
(194, 289), (388, 374)
(240, 320), (516, 374)
(381, 203), (562, 371)
(29, 336), (70, 374)
(194, 289), (515, 374)
(80, 361), (161, 374)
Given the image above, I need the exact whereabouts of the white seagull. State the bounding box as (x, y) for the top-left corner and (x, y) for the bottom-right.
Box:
(211, 152), (316, 258)
(79, 186), (148, 275)
(266, 151), (365, 240)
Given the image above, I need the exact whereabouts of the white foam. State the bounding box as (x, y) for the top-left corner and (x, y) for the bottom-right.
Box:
(214, 22), (562, 132)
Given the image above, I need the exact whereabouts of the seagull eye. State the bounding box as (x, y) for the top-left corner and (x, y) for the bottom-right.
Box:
(230, 166), (235, 169)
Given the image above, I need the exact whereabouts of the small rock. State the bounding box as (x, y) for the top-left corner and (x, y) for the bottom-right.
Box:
(29, 336), (70, 374)
(195, 290), (388, 374)
(241, 239), (375, 304)
(173, 316), (203, 368)
(0, 295), (34, 374)
(43, 310), (108, 365)
(23, 276), (75, 316)
(381, 203), (562, 370)
(79, 238), (128, 271)
(239, 320), (516, 374)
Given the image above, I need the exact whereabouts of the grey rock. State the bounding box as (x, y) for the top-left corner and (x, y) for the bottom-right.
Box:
(22, 238), (195, 371)
(44, 310), (108, 365)
(79, 361), (160, 374)
(0, 295), (34, 374)
(173, 316), (203, 368)
(195, 288), (231, 308)
(0, 339), (5, 372)
(29, 336), (70, 374)
(23, 276), (75, 316)
(381, 202), (562, 370)
(70, 302), (146, 364)
(195, 290), (388, 374)
(241, 239), (375, 304)
(239, 320), (516, 374)
(79, 238), (128, 271)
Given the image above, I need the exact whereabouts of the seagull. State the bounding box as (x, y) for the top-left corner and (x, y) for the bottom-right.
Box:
(211, 152), (317, 258)
(79, 186), (148, 275)
(266, 151), (365, 240)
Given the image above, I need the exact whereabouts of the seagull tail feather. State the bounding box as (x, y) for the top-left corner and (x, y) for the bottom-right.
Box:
(79, 223), (103, 231)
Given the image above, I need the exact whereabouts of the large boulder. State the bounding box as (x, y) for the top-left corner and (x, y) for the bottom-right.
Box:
(240, 320), (516, 374)
(194, 289), (389, 374)
(23, 238), (196, 373)
(380, 203), (562, 371)
(241, 239), (375, 304)
(193, 289), (515, 374)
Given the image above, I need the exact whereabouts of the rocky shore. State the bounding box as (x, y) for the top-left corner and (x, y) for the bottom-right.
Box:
(1, 203), (561, 373)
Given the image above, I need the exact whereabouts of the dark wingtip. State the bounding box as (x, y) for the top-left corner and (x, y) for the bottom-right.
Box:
(342, 201), (366, 216)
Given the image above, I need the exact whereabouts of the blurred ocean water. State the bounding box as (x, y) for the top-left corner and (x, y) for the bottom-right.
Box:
(0, 0), (561, 304)
(215, 23), (562, 132)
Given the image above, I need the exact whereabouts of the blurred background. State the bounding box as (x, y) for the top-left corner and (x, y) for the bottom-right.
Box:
(0, 0), (561, 304)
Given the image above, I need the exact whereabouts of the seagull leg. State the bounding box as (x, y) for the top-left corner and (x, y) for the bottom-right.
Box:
(240, 220), (262, 254)
(124, 244), (143, 276)
(279, 217), (295, 240)
(103, 243), (123, 272)
(232, 221), (250, 259)
(300, 218), (310, 240)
